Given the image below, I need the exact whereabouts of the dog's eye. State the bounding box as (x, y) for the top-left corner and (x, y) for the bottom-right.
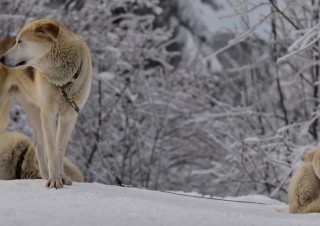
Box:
(17, 40), (22, 44)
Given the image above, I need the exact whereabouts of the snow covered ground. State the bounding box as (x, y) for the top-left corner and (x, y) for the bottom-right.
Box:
(0, 180), (318, 226)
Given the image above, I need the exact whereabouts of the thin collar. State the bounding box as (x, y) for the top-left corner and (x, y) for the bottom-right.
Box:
(60, 60), (83, 88)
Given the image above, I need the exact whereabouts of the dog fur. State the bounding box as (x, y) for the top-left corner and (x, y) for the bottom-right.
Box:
(0, 131), (84, 182)
(288, 146), (320, 213)
(0, 19), (92, 188)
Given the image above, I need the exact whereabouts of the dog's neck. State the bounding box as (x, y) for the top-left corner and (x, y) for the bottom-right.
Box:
(38, 39), (83, 87)
(59, 60), (83, 88)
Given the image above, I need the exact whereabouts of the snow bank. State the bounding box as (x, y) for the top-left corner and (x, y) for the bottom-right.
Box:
(0, 180), (319, 226)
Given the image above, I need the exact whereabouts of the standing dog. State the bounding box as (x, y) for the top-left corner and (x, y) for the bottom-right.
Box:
(0, 132), (84, 182)
(0, 19), (92, 188)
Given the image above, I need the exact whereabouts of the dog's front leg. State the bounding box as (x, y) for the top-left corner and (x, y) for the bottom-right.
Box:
(41, 110), (63, 188)
(56, 112), (78, 185)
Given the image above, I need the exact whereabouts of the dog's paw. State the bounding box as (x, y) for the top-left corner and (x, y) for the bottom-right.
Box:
(62, 176), (72, 185)
(46, 178), (64, 189)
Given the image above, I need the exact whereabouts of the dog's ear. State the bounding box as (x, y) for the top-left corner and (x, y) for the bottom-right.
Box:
(301, 150), (315, 162)
(35, 22), (60, 40)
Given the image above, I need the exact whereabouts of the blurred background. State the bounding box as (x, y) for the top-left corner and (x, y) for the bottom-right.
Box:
(0, 0), (319, 202)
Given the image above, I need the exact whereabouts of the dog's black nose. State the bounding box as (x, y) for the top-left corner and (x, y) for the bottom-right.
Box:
(0, 56), (5, 64)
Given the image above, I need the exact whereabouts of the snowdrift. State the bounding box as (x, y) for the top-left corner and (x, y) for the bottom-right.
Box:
(0, 180), (318, 226)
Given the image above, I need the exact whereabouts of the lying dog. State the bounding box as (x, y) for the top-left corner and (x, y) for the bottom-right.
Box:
(0, 132), (84, 182)
(288, 147), (320, 213)
(0, 19), (92, 188)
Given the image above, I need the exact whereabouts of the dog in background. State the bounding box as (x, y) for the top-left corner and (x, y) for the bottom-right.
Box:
(0, 19), (92, 188)
(289, 147), (320, 213)
(0, 132), (84, 182)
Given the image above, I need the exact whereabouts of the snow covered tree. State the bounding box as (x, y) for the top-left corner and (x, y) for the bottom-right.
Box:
(195, 0), (320, 200)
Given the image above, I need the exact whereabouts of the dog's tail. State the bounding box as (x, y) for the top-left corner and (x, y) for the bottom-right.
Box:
(0, 98), (12, 131)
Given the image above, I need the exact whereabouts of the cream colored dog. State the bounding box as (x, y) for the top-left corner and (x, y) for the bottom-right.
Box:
(0, 19), (92, 188)
(288, 147), (320, 213)
(0, 132), (84, 182)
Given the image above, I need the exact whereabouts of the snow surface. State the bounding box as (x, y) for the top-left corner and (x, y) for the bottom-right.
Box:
(0, 180), (319, 226)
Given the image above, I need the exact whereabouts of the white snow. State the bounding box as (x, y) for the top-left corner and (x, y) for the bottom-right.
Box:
(0, 180), (319, 226)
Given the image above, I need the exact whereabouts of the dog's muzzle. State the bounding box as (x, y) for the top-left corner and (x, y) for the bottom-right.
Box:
(0, 55), (11, 67)
(0, 55), (26, 68)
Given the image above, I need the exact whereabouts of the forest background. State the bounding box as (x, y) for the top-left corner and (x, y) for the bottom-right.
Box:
(0, 0), (318, 202)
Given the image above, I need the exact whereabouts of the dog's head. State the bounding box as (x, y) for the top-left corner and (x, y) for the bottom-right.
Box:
(0, 19), (60, 68)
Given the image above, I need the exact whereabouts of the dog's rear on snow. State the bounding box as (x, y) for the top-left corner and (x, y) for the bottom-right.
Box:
(0, 19), (91, 188)
(288, 147), (320, 214)
(0, 132), (84, 182)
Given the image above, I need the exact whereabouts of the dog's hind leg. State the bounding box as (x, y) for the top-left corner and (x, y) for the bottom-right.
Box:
(0, 97), (12, 131)
(16, 94), (49, 179)
(56, 112), (78, 185)
(24, 104), (49, 179)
